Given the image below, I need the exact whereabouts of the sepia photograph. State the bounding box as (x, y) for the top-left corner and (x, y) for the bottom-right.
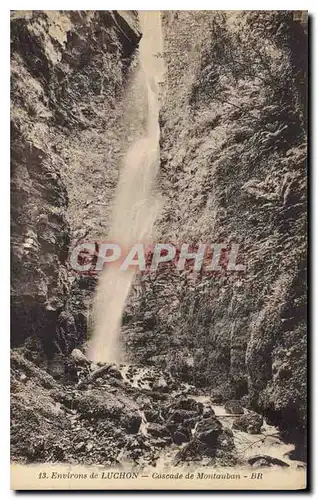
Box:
(10, 9), (307, 490)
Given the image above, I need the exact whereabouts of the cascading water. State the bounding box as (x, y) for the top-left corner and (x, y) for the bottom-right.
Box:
(88, 11), (164, 364)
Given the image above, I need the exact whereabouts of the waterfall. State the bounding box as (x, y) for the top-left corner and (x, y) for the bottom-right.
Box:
(88, 11), (164, 364)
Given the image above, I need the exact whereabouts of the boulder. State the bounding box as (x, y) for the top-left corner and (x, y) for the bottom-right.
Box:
(74, 390), (137, 423)
(216, 428), (234, 450)
(148, 391), (169, 401)
(144, 409), (160, 423)
(147, 423), (170, 439)
(224, 400), (244, 414)
(210, 390), (225, 404)
(71, 348), (89, 365)
(173, 429), (190, 445)
(164, 397), (203, 416)
(121, 413), (142, 434)
(232, 411), (263, 434)
(108, 366), (123, 380)
(184, 417), (199, 429)
(173, 437), (211, 464)
(202, 406), (215, 418)
(196, 417), (223, 447)
(248, 455), (290, 468)
(168, 409), (199, 424)
(176, 398), (203, 413)
(152, 376), (168, 393)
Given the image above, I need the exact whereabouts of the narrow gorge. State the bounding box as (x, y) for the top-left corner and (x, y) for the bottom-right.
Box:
(11, 10), (307, 475)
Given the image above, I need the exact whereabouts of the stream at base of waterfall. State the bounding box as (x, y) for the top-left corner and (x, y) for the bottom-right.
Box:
(67, 346), (306, 471)
(119, 364), (305, 471)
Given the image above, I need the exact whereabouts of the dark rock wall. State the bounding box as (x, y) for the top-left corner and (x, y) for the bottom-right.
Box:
(124, 11), (307, 436)
(11, 10), (141, 350)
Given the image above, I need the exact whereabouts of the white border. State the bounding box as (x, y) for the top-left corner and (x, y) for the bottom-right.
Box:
(1, 3), (315, 498)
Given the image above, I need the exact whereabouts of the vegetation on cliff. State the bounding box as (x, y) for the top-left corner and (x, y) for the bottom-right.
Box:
(125, 11), (307, 442)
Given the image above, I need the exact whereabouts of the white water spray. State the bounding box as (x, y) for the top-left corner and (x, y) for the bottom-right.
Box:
(88, 12), (164, 364)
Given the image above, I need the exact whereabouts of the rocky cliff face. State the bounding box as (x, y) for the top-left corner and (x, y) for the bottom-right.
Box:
(124, 11), (307, 440)
(11, 10), (141, 354)
(161, 11), (307, 437)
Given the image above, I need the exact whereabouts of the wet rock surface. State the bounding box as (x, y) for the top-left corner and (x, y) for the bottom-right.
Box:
(196, 417), (223, 447)
(232, 411), (263, 434)
(224, 400), (244, 415)
(248, 455), (290, 468)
